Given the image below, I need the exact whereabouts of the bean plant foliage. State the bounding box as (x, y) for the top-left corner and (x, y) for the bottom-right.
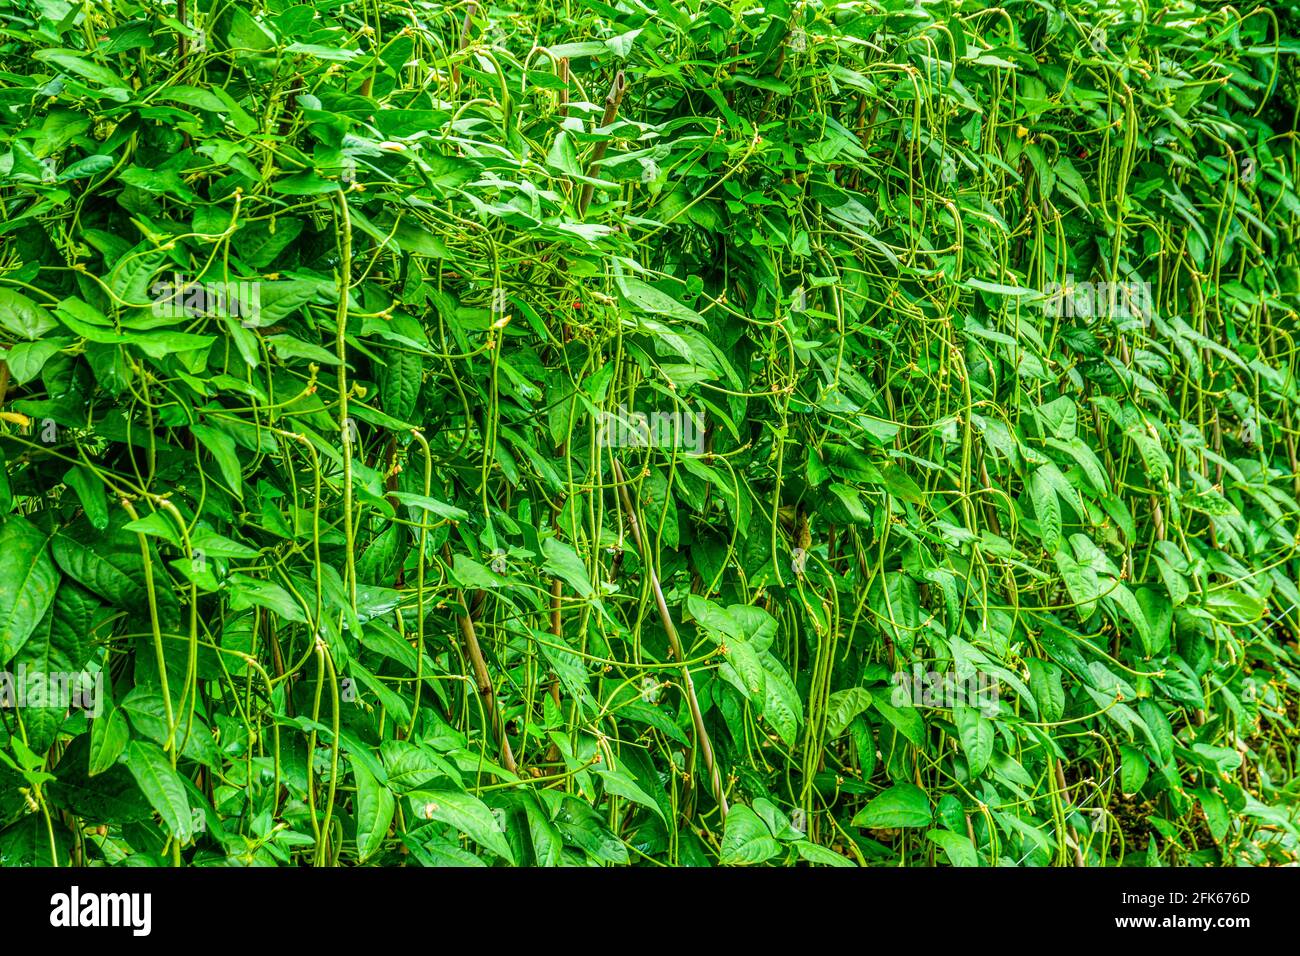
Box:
(0, 0), (1297, 868)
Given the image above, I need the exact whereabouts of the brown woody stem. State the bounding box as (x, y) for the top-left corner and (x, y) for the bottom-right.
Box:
(444, 544), (518, 774)
(577, 71), (628, 218)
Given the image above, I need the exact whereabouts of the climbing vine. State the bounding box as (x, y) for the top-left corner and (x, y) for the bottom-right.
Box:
(0, 0), (1297, 867)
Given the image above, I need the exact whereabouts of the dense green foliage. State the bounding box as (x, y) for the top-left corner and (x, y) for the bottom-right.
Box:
(0, 0), (1298, 867)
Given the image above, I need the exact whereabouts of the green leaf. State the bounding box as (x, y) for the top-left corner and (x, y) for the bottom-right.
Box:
(824, 687), (874, 739)
(0, 289), (59, 340)
(63, 466), (108, 530)
(48, 758), (152, 824)
(51, 534), (143, 606)
(595, 764), (665, 822)
(760, 655), (802, 746)
(852, 784), (933, 829)
(719, 805), (780, 865)
(273, 171), (341, 195)
(266, 334), (340, 365)
(1054, 548), (1100, 617)
(1194, 788), (1229, 842)
(155, 85), (229, 112)
(190, 526), (259, 559)
(234, 219), (304, 270)
(227, 7), (277, 50)
(1029, 467), (1062, 552)
(880, 462), (925, 504)
(794, 841), (855, 866)
(190, 423), (244, 499)
(871, 689), (927, 748)
(376, 348), (422, 422)
(522, 794), (563, 867)
(353, 758), (395, 862)
(226, 574), (307, 622)
(108, 245), (167, 306)
(407, 790), (514, 863)
(89, 705), (130, 776)
(380, 740), (456, 793)
(33, 49), (128, 89)
(124, 741), (192, 841)
(927, 829), (978, 866)
(953, 706), (993, 777)
(0, 516), (58, 665)
(541, 537), (593, 598)
(1026, 658), (1065, 724)
(721, 637), (765, 701)
(1203, 589), (1264, 625)
(616, 276), (704, 325)
(1120, 745), (1148, 795)
(4, 338), (68, 383)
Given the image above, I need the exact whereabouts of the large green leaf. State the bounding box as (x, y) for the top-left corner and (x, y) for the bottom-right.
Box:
(0, 517), (58, 665)
(0, 289), (59, 340)
(353, 758), (395, 862)
(408, 790), (513, 863)
(851, 784), (933, 829)
(719, 805), (780, 865)
(124, 741), (192, 841)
